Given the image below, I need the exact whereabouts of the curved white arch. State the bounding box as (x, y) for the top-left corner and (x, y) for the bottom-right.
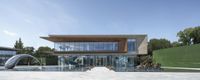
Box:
(4, 54), (40, 69)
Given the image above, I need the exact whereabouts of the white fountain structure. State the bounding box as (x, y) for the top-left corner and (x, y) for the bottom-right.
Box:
(4, 54), (41, 69)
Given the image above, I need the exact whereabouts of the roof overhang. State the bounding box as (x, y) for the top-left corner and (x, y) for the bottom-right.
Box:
(40, 34), (147, 42)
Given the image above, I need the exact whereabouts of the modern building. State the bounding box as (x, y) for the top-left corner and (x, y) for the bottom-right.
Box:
(0, 46), (17, 66)
(41, 35), (147, 69)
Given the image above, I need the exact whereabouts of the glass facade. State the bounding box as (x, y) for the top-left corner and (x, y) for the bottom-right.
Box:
(54, 38), (137, 71)
(55, 42), (119, 52)
(0, 50), (16, 55)
(0, 50), (16, 66)
(57, 55), (135, 71)
(127, 39), (136, 52)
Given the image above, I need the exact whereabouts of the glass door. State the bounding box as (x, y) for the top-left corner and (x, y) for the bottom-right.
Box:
(95, 56), (107, 66)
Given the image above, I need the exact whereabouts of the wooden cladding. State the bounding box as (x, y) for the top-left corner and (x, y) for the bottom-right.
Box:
(41, 37), (126, 42)
(118, 38), (127, 53)
(41, 36), (128, 53)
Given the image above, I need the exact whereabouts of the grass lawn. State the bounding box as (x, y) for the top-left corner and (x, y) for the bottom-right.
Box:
(153, 44), (200, 68)
(163, 68), (200, 72)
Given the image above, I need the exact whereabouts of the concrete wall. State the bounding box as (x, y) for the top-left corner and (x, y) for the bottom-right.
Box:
(136, 36), (148, 55)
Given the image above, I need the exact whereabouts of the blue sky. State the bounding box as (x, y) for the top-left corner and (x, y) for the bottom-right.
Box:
(0, 0), (200, 49)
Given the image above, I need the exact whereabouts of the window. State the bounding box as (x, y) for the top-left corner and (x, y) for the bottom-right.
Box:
(127, 39), (136, 52)
(54, 42), (119, 52)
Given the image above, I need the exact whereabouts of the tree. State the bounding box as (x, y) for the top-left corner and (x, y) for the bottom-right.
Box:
(177, 27), (194, 45)
(148, 38), (171, 55)
(14, 38), (23, 49)
(34, 46), (57, 65)
(35, 46), (53, 57)
(14, 41), (19, 49)
(191, 26), (200, 44)
(23, 47), (34, 55)
(171, 41), (182, 47)
(14, 38), (24, 54)
(13, 38), (36, 65)
(177, 26), (200, 45)
(22, 47), (35, 65)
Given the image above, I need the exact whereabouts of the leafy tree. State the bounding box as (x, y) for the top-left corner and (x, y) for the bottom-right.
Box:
(22, 47), (35, 65)
(23, 47), (34, 55)
(35, 46), (53, 57)
(177, 27), (194, 45)
(34, 46), (57, 65)
(148, 38), (171, 55)
(171, 41), (183, 47)
(177, 26), (200, 45)
(191, 26), (200, 44)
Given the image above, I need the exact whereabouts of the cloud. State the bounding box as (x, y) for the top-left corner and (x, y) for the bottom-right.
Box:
(3, 30), (17, 36)
(24, 19), (33, 24)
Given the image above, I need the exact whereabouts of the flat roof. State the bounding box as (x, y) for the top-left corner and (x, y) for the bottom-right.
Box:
(40, 34), (147, 42)
(0, 46), (18, 51)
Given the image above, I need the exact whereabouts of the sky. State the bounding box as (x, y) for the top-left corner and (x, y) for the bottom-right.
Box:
(0, 0), (200, 49)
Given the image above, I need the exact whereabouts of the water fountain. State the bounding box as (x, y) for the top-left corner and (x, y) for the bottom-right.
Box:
(4, 54), (41, 69)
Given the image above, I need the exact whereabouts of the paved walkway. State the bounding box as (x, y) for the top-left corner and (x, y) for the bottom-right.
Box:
(0, 71), (200, 80)
(162, 67), (200, 70)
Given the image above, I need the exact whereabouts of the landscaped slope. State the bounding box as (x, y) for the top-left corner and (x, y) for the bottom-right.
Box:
(153, 44), (200, 68)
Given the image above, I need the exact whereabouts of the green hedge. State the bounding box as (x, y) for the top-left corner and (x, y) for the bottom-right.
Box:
(153, 44), (200, 68)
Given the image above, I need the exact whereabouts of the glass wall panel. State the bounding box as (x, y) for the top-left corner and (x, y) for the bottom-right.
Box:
(127, 39), (136, 52)
(55, 42), (119, 52)
(0, 50), (16, 55)
(0, 50), (16, 66)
